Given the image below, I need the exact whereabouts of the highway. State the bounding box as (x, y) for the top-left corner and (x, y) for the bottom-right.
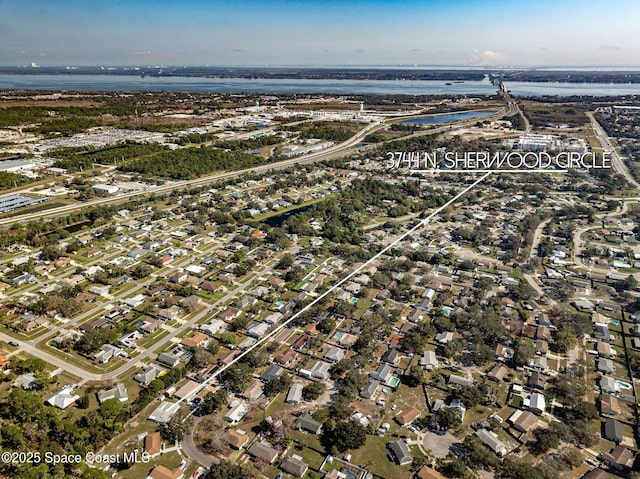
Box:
(0, 106), (507, 227)
(587, 111), (640, 189)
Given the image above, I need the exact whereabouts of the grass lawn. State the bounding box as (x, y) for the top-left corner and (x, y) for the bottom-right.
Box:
(114, 450), (182, 479)
(289, 441), (326, 471)
(139, 329), (171, 349)
(511, 395), (523, 408)
(348, 434), (412, 479)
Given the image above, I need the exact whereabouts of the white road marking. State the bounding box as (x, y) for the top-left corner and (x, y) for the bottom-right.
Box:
(179, 171), (492, 405)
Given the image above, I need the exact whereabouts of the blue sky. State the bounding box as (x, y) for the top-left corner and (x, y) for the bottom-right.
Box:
(1, 0), (639, 66)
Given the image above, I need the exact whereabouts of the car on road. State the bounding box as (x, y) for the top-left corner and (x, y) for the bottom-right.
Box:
(8, 341), (19, 347)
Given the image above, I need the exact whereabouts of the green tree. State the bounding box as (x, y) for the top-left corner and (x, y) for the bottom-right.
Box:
(200, 390), (227, 415)
(161, 413), (193, 443)
(99, 398), (123, 419)
(404, 363), (425, 387)
(302, 382), (326, 401)
(434, 407), (462, 430)
(0, 424), (25, 449)
(322, 420), (367, 452)
(208, 461), (254, 479)
(82, 468), (112, 479)
(555, 331), (577, 353)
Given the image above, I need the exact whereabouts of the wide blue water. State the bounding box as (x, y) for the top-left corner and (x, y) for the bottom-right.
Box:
(0, 74), (638, 96)
(401, 110), (494, 125)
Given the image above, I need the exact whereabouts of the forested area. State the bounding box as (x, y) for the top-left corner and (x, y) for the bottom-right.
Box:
(119, 146), (269, 179)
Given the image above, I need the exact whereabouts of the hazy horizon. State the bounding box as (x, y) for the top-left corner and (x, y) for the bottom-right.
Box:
(2, 0), (640, 67)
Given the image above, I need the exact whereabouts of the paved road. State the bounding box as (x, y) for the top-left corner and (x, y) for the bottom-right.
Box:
(0, 107), (509, 227)
(182, 416), (220, 467)
(587, 111), (640, 189)
(523, 218), (552, 298)
(1, 257), (276, 381)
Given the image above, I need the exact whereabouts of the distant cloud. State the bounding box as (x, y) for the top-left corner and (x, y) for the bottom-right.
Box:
(539, 47), (549, 51)
(354, 49), (365, 54)
(599, 45), (621, 51)
(411, 48), (422, 53)
(132, 50), (152, 55)
(469, 49), (506, 66)
(233, 49), (244, 53)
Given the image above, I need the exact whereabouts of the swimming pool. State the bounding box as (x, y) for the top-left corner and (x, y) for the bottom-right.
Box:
(349, 298), (358, 304)
(616, 380), (632, 390)
(334, 331), (344, 340)
(443, 306), (453, 317)
(610, 320), (619, 326)
(389, 377), (400, 387)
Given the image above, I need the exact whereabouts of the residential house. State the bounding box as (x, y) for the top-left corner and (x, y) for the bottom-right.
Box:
(394, 406), (421, 426)
(602, 446), (634, 470)
(148, 401), (180, 426)
(475, 429), (507, 457)
(508, 410), (537, 433)
(295, 413), (322, 434)
(449, 374), (474, 388)
(247, 441), (279, 464)
(46, 386), (80, 409)
(382, 348), (401, 365)
(243, 381), (264, 401)
(360, 379), (380, 400)
(487, 365), (508, 382)
(420, 350), (438, 371)
(225, 429), (249, 450)
(387, 439), (412, 465)
(600, 376), (619, 395)
(324, 346), (345, 363)
(597, 359), (614, 374)
(280, 455), (309, 478)
(144, 431), (162, 456)
(309, 361), (331, 381)
(524, 393), (546, 414)
(134, 364), (166, 385)
(604, 417), (623, 444)
(223, 400), (249, 424)
(371, 364), (393, 383)
(260, 364), (284, 382)
(528, 372), (546, 391)
(601, 394), (620, 416)
(146, 465), (183, 479)
(97, 383), (128, 403)
(286, 383), (304, 405)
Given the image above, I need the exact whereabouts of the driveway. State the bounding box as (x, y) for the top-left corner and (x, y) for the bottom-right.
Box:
(422, 431), (458, 458)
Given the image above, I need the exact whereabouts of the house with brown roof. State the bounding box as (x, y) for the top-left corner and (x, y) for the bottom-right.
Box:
(225, 429), (249, 449)
(581, 469), (609, 479)
(536, 326), (551, 341)
(267, 276), (285, 287)
(274, 349), (297, 366)
(247, 441), (279, 464)
(508, 410), (537, 433)
(528, 371), (546, 390)
(200, 281), (222, 293)
(144, 432), (161, 456)
(281, 455), (309, 477)
(220, 306), (240, 320)
(602, 445), (634, 470)
(291, 333), (309, 350)
(416, 466), (447, 479)
(487, 365), (508, 382)
(600, 394), (620, 416)
(146, 465), (183, 479)
(394, 406), (421, 426)
(180, 332), (208, 348)
(243, 381), (264, 401)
